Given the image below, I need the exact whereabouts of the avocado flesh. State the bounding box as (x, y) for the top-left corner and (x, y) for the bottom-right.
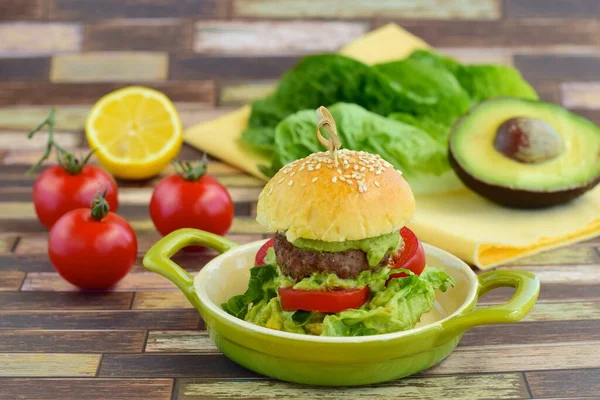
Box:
(449, 98), (600, 208)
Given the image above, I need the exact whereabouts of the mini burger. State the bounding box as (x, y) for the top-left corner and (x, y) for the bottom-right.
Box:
(222, 107), (453, 337)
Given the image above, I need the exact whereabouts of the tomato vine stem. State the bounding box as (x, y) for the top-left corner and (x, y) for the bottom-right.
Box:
(26, 108), (95, 175)
(173, 153), (208, 182)
(90, 189), (110, 221)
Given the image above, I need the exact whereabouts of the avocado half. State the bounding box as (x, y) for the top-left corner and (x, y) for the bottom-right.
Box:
(449, 97), (600, 208)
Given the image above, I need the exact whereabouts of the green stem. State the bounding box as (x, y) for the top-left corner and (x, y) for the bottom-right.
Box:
(26, 108), (95, 176)
(90, 189), (110, 221)
(173, 153), (208, 182)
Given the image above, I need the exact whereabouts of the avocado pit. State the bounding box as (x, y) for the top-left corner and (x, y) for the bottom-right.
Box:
(493, 117), (564, 164)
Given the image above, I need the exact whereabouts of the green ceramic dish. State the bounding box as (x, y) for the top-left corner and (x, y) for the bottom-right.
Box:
(143, 228), (540, 386)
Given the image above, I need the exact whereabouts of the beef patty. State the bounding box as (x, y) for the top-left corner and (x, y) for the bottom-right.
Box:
(274, 233), (391, 280)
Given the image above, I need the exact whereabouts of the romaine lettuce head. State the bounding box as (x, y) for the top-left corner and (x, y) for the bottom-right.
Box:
(241, 49), (539, 194)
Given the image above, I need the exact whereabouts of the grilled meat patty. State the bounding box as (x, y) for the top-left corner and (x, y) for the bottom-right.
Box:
(274, 233), (391, 280)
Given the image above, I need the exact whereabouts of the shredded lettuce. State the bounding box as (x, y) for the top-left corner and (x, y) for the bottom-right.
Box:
(321, 268), (454, 336)
(222, 261), (455, 337)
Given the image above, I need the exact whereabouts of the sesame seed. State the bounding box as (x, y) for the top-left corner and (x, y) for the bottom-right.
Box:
(337, 169), (342, 174)
(312, 177), (318, 183)
(360, 167), (366, 172)
(288, 180), (293, 187)
(278, 177), (285, 183)
(332, 177), (337, 183)
(339, 176), (346, 182)
(346, 179), (353, 184)
(283, 168), (290, 174)
(353, 165), (358, 171)
(316, 164), (321, 169)
(374, 181), (380, 188)
(307, 165), (313, 171)
(375, 170), (382, 175)
(269, 187), (273, 194)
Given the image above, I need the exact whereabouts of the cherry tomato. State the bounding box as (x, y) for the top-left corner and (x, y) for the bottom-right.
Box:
(389, 227), (426, 280)
(27, 108), (118, 229)
(150, 158), (234, 242)
(255, 237), (275, 265)
(279, 286), (369, 313)
(34, 165), (118, 229)
(48, 193), (136, 290)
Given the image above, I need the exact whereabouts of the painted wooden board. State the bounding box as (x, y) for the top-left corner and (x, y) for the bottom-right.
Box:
(176, 374), (529, 399)
(0, 378), (174, 400)
(0, 354), (101, 377)
(0, 330), (146, 353)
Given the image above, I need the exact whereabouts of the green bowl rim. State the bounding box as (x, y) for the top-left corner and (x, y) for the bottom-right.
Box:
(194, 239), (479, 343)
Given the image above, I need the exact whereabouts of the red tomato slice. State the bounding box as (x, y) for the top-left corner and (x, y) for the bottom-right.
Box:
(389, 227), (426, 280)
(279, 286), (369, 313)
(255, 236), (275, 266)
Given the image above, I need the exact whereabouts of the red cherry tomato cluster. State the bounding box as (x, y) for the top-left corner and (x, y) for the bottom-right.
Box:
(28, 109), (233, 290)
(255, 227), (426, 313)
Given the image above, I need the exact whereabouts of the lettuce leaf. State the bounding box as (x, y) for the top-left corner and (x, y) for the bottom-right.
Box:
(387, 113), (450, 144)
(223, 260), (456, 337)
(271, 103), (452, 191)
(374, 56), (472, 127)
(241, 53), (426, 151)
(451, 64), (538, 103)
(321, 268), (454, 337)
(241, 49), (539, 189)
(221, 264), (279, 319)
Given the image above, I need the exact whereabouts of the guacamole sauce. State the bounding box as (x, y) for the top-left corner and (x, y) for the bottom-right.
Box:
(292, 231), (402, 266)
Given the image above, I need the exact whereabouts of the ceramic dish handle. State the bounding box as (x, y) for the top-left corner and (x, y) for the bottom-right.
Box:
(441, 270), (540, 337)
(143, 228), (239, 310)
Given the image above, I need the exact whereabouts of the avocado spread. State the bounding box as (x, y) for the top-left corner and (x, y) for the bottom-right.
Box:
(292, 231), (402, 267)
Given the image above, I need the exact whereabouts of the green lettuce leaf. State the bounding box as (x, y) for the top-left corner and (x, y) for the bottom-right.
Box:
(374, 56), (472, 127)
(241, 53), (430, 152)
(451, 64), (538, 103)
(387, 113), (450, 144)
(240, 127), (276, 153)
(321, 268), (455, 337)
(221, 264), (279, 319)
(271, 103), (452, 192)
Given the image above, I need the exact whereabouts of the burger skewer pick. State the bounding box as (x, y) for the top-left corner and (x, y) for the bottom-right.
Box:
(222, 106), (454, 337)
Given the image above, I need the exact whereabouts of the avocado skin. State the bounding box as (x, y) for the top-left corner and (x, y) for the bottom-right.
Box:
(449, 151), (600, 208)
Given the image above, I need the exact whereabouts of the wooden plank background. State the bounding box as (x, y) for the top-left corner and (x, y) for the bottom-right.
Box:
(0, 0), (600, 399)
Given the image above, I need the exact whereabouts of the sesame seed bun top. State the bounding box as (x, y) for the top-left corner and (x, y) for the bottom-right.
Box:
(256, 149), (416, 243)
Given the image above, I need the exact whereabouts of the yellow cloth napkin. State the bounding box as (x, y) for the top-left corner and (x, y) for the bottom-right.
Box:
(183, 24), (600, 269)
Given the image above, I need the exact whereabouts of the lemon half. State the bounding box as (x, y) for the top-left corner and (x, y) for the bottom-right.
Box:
(86, 86), (183, 180)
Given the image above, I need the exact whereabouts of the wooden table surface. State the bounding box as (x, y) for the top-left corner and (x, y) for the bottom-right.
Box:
(1, 1), (600, 399)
